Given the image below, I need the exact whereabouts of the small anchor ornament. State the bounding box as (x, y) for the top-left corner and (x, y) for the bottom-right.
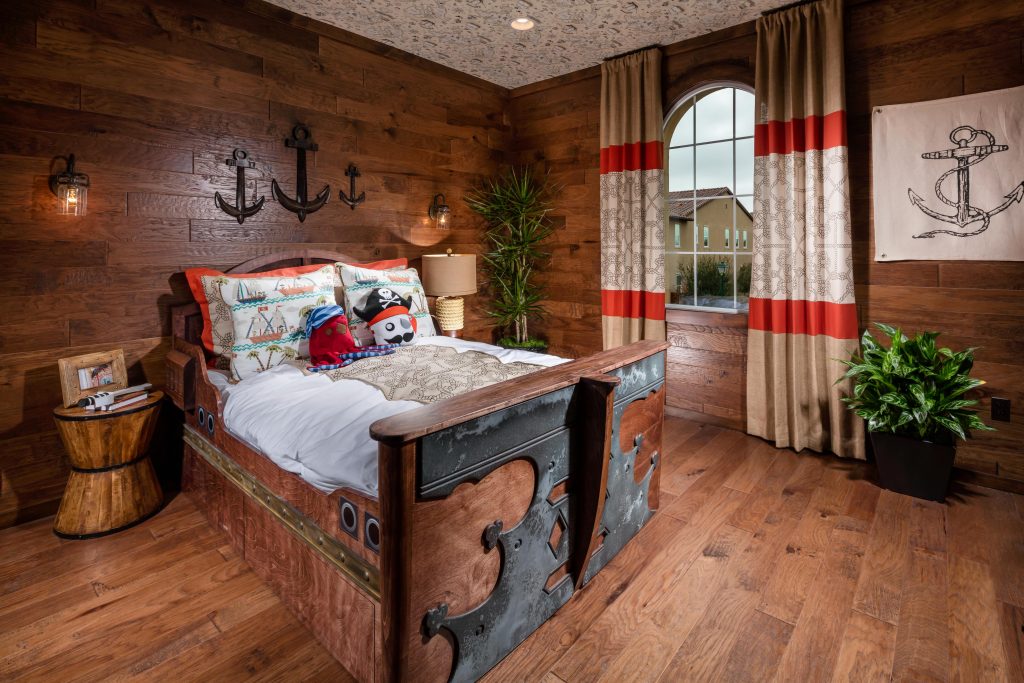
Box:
(214, 149), (265, 224)
(909, 125), (1024, 239)
(338, 163), (366, 210)
(272, 124), (330, 222)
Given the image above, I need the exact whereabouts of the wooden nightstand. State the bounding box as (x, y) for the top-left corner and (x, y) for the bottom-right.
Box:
(52, 391), (164, 539)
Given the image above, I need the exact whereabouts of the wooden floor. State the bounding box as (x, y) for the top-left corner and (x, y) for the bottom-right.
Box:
(2, 418), (1023, 682)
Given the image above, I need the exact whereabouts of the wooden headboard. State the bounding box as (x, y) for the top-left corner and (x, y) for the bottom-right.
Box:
(224, 248), (360, 275)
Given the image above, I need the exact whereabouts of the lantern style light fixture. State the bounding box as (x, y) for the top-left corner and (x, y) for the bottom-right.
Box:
(50, 154), (89, 216)
(428, 193), (451, 229)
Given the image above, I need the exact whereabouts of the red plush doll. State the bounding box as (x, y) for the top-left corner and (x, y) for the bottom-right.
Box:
(305, 305), (359, 366)
(305, 305), (399, 371)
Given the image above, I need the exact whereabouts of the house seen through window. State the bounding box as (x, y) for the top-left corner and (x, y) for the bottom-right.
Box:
(664, 84), (754, 312)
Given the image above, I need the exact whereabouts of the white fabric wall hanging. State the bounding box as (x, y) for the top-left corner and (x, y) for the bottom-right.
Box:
(872, 85), (1024, 261)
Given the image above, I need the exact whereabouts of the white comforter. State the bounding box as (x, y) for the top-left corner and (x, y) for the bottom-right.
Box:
(207, 336), (567, 496)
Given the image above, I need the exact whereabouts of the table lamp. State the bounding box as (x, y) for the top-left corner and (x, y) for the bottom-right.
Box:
(422, 251), (477, 337)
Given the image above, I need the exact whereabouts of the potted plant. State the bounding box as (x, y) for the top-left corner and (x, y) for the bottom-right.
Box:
(465, 168), (556, 353)
(839, 323), (994, 502)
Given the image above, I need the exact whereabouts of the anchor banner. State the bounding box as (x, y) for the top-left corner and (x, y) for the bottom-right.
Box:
(872, 85), (1024, 262)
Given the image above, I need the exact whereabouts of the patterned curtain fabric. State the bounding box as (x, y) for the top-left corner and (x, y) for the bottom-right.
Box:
(747, 0), (865, 459)
(599, 48), (666, 349)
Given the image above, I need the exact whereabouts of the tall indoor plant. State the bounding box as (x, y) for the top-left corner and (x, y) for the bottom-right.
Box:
(465, 168), (555, 351)
(839, 323), (994, 501)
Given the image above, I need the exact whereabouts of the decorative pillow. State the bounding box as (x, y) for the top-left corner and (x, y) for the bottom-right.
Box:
(221, 265), (337, 381)
(185, 258), (407, 365)
(337, 264), (436, 346)
(187, 263), (326, 361)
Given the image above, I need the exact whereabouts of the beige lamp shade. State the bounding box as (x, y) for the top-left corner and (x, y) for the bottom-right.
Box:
(421, 253), (477, 297)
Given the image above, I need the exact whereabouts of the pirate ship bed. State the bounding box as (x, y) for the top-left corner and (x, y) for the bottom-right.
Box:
(166, 250), (667, 682)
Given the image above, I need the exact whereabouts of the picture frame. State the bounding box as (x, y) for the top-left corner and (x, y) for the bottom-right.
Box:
(57, 349), (128, 408)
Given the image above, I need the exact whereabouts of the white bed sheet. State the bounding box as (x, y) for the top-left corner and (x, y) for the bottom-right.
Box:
(207, 336), (567, 496)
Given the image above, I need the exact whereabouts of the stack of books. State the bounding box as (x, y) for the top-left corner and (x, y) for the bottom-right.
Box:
(79, 383), (153, 411)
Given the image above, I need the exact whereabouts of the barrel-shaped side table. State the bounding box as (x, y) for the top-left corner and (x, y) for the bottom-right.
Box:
(52, 391), (164, 539)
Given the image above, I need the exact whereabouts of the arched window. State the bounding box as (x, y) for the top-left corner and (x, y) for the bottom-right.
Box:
(664, 84), (754, 312)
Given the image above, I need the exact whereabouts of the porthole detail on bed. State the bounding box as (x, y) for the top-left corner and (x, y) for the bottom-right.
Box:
(364, 513), (381, 553)
(206, 412), (215, 436)
(339, 497), (359, 539)
(196, 406), (205, 426)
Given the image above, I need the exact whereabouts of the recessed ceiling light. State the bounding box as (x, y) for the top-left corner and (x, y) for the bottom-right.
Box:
(510, 17), (535, 31)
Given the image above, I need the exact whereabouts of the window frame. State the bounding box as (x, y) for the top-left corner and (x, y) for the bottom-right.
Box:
(663, 81), (755, 315)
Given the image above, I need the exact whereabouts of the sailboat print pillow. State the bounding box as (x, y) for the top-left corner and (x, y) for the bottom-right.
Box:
(219, 264), (337, 381)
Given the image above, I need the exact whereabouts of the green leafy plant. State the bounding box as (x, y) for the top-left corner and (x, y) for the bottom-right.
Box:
(465, 168), (556, 345)
(737, 262), (751, 295)
(677, 256), (751, 297)
(838, 323), (994, 443)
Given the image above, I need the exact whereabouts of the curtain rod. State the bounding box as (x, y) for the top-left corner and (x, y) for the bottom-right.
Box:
(603, 44), (661, 62)
(761, 0), (821, 16)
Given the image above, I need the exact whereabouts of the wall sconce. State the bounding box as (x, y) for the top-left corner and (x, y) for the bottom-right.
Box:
(50, 154), (89, 216)
(428, 193), (450, 229)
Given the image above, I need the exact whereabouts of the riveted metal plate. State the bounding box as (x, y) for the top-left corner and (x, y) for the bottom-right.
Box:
(611, 351), (665, 405)
(420, 426), (573, 683)
(183, 425), (380, 600)
(583, 355), (664, 584)
(418, 386), (574, 499)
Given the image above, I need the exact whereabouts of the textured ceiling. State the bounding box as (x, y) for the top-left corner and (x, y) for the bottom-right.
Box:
(264, 0), (792, 89)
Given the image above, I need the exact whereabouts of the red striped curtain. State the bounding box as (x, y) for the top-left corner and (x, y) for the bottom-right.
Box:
(600, 48), (666, 348)
(747, 0), (865, 459)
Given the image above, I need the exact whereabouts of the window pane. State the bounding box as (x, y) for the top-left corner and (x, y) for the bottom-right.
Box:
(670, 101), (694, 146)
(668, 146), (694, 192)
(693, 254), (735, 307)
(735, 89), (755, 138)
(695, 88), (733, 143)
(695, 141), (733, 193)
(666, 253), (695, 306)
(665, 221), (693, 251)
(736, 252), (752, 311)
(735, 137), (754, 196)
(737, 194), (754, 219)
(665, 84), (754, 312)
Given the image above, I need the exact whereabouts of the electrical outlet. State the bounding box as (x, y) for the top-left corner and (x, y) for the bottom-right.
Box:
(992, 397), (1011, 422)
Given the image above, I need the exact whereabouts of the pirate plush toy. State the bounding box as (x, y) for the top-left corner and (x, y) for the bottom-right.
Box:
(305, 305), (397, 371)
(353, 287), (418, 345)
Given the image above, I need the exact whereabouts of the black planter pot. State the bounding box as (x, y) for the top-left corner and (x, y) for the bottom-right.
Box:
(869, 431), (956, 502)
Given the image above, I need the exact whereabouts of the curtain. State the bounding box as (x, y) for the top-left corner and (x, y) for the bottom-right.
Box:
(599, 48), (666, 349)
(747, 0), (865, 459)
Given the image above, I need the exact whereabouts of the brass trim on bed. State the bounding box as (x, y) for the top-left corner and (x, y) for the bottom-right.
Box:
(183, 425), (382, 600)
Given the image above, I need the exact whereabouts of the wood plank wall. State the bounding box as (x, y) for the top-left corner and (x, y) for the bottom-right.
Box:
(0, 0), (509, 528)
(510, 0), (1024, 485)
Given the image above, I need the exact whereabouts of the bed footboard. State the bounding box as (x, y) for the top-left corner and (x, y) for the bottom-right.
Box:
(372, 340), (667, 683)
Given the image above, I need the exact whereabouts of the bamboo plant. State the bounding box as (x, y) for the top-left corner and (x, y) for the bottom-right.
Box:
(465, 168), (556, 348)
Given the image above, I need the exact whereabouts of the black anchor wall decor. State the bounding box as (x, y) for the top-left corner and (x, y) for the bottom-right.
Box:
(214, 149), (265, 224)
(272, 124), (330, 222)
(339, 163), (366, 210)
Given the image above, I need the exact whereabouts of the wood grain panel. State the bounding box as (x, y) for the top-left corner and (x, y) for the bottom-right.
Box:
(0, 0), (507, 528)
(508, 0), (1024, 485)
